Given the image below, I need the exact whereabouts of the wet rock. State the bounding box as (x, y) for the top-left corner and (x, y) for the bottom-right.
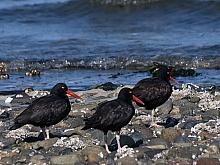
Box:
(25, 69), (41, 76)
(81, 145), (107, 164)
(95, 82), (118, 91)
(50, 153), (83, 165)
(116, 156), (138, 165)
(11, 93), (33, 105)
(0, 74), (9, 79)
(161, 128), (182, 142)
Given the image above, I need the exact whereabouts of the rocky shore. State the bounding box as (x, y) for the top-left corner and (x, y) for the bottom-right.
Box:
(0, 83), (220, 165)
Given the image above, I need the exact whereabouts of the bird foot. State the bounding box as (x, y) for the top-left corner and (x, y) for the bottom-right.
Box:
(115, 145), (135, 159)
(105, 144), (111, 154)
(149, 122), (162, 128)
(117, 145), (128, 154)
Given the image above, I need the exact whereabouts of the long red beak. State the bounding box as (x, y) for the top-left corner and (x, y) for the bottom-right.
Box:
(169, 76), (179, 84)
(66, 90), (82, 99)
(132, 95), (145, 106)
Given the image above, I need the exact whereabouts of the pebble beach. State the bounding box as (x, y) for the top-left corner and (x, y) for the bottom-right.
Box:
(0, 83), (220, 165)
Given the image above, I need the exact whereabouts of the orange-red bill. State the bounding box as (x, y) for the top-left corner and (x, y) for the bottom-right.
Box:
(132, 95), (145, 106)
(67, 90), (82, 99)
(169, 76), (179, 84)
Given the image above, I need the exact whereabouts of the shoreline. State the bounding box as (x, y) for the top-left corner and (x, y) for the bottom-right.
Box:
(0, 83), (220, 164)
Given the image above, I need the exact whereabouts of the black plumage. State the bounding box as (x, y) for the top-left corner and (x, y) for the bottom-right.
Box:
(9, 83), (81, 139)
(82, 88), (144, 153)
(132, 66), (174, 127)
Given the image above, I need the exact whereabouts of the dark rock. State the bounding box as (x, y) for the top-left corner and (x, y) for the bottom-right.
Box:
(180, 120), (202, 129)
(148, 62), (199, 77)
(109, 135), (137, 151)
(11, 93), (34, 105)
(130, 131), (144, 146)
(95, 82), (118, 91)
(134, 125), (154, 141)
(157, 117), (179, 128)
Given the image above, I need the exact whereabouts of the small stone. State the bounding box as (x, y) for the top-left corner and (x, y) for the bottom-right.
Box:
(32, 138), (58, 150)
(81, 145), (107, 164)
(30, 155), (47, 164)
(50, 153), (82, 165)
(214, 95), (220, 101)
(116, 156), (138, 165)
(189, 96), (200, 103)
(161, 128), (182, 142)
(146, 138), (169, 149)
(207, 144), (220, 154)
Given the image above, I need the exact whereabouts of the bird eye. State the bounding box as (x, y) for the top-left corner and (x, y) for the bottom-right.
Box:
(62, 86), (65, 89)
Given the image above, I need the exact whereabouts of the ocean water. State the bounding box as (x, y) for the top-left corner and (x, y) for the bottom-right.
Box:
(0, 0), (220, 91)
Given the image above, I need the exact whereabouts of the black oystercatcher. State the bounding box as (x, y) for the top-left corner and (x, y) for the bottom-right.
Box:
(132, 66), (176, 127)
(82, 88), (144, 153)
(9, 83), (82, 140)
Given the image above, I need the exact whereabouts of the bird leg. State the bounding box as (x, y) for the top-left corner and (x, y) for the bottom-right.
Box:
(45, 128), (50, 140)
(104, 132), (111, 154)
(41, 126), (50, 140)
(116, 131), (122, 151)
(150, 109), (160, 128)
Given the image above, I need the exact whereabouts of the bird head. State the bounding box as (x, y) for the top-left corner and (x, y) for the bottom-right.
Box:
(51, 83), (82, 99)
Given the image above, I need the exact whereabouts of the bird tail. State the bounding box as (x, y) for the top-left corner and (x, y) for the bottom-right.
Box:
(9, 123), (24, 130)
(81, 116), (100, 130)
